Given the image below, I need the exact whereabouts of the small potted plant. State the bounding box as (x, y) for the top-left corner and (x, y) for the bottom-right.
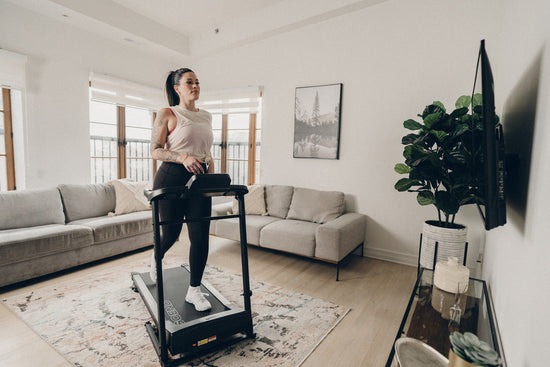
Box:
(394, 94), (491, 269)
(449, 331), (502, 366)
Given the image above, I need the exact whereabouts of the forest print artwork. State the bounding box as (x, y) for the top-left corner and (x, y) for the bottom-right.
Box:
(293, 83), (342, 159)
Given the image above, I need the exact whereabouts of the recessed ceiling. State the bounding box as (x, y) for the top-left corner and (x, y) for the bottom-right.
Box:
(6, 0), (387, 59)
(109, 0), (285, 37)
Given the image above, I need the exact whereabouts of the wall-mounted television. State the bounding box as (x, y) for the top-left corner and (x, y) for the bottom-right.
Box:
(472, 40), (507, 230)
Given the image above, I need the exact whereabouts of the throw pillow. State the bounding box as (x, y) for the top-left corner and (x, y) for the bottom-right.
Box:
(109, 180), (152, 216)
(232, 185), (267, 215)
(286, 187), (344, 223)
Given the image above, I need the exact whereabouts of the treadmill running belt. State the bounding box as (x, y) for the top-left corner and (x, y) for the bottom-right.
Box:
(144, 266), (229, 323)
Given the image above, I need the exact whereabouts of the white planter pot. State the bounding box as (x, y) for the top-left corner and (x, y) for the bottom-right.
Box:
(419, 220), (468, 270)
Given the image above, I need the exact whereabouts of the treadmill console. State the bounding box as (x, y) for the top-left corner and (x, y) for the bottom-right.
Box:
(185, 174), (231, 192)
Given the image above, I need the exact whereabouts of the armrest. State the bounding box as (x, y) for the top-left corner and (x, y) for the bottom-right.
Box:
(315, 213), (367, 262)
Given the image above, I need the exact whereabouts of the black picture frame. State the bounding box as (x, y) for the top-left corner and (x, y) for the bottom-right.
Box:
(293, 83), (342, 159)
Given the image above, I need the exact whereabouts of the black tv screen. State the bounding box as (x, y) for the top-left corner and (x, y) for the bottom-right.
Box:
(473, 40), (506, 230)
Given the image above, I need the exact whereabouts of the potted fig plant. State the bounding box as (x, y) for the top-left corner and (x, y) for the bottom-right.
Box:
(394, 94), (490, 269)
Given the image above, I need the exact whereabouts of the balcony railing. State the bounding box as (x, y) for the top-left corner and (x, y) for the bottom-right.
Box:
(90, 137), (258, 185)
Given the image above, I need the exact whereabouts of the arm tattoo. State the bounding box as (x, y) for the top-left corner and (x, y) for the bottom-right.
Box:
(150, 111), (184, 163)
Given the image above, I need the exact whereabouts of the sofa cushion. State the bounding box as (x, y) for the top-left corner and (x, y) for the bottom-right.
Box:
(265, 185), (294, 218)
(0, 188), (65, 230)
(260, 219), (319, 257)
(231, 185), (267, 215)
(215, 215), (281, 246)
(287, 187), (344, 224)
(58, 183), (116, 222)
(70, 210), (152, 243)
(109, 179), (151, 215)
(0, 224), (93, 265)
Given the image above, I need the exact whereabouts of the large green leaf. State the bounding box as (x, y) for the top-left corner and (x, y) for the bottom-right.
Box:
(422, 104), (445, 118)
(451, 122), (470, 138)
(423, 112), (442, 129)
(402, 133), (419, 145)
(432, 101), (446, 113)
(403, 144), (429, 162)
(455, 95), (471, 109)
(472, 93), (482, 107)
(404, 119), (423, 130)
(435, 191), (460, 215)
(395, 178), (422, 192)
(430, 130), (448, 142)
(459, 195), (478, 206)
(450, 107), (469, 119)
(417, 191), (435, 206)
(394, 163), (412, 174)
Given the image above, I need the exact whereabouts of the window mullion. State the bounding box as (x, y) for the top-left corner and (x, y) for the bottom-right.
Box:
(117, 105), (126, 178)
(2, 88), (16, 190)
(248, 113), (256, 185)
(152, 111), (158, 177)
(221, 114), (228, 173)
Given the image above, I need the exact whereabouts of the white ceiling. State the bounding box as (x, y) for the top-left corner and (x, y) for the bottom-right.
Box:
(110, 0), (285, 37)
(6, 0), (387, 59)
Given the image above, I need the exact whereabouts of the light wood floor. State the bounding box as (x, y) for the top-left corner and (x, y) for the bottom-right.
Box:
(0, 236), (416, 366)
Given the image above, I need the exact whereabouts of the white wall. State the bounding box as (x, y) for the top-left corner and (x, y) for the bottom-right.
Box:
(3, 0), (548, 364)
(0, 0), (187, 188)
(482, 0), (550, 365)
(196, 0), (500, 269)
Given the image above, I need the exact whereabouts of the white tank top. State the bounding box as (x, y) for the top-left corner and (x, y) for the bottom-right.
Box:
(165, 106), (213, 163)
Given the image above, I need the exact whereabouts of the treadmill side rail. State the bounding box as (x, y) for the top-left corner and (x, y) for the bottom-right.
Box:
(135, 174), (254, 366)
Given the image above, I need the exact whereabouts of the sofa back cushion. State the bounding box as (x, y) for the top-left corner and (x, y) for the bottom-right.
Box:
(265, 185), (294, 218)
(0, 188), (65, 230)
(286, 187), (345, 224)
(58, 183), (116, 222)
(232, 185), (267, 215)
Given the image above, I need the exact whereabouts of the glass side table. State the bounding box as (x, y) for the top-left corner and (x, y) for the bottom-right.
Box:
(385, 268), (506, 366)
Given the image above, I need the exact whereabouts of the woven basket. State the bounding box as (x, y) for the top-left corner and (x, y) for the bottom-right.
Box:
(419, 220), (467, 270)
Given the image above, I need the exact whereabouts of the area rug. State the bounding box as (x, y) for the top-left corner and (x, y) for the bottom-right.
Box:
(2, 255), (350, 367)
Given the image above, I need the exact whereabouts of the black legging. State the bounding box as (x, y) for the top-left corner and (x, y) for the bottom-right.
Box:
(153, 162), (211, 287)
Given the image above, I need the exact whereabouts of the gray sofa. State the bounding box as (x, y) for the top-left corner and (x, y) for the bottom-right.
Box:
(0, 183), (153, 288)
(210, 185), (367, 280)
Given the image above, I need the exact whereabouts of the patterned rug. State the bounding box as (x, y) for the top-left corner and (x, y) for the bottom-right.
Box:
(2, 255), (350, 366)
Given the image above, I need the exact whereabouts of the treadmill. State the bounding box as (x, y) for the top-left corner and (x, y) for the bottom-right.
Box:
(131, 174), (254, 366)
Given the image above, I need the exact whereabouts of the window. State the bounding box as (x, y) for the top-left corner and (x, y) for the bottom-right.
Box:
(89, 73), (163, 184)
(199, 88), (262, 185)
(89, 100), (156, 183)
(1, 50), (26, 191)
(0, 88), (16, 191)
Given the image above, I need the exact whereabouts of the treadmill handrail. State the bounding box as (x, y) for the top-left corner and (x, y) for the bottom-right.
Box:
(144, 184), (248, 202)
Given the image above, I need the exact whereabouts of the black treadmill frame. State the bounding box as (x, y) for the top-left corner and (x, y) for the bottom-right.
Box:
(134, 181), (254, 366)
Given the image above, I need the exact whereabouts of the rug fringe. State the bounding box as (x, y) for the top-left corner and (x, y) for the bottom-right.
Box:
(296, 307), (352, 367)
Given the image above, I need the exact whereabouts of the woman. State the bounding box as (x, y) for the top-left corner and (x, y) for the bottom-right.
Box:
(150, 68), (214, 311)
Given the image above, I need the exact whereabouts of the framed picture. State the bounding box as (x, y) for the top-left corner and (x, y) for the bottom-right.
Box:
(293, 83), (342, 159)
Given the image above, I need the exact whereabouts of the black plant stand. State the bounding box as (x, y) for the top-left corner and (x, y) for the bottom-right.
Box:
(417, 233), (469, 279)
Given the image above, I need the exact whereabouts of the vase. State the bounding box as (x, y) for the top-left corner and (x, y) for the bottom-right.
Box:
(448, 349), (476, 367)
(419, 220), (468, 270)
(430, 285), (467, 321)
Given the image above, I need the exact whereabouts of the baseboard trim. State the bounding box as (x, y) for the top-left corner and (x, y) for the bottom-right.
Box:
(363, 247), (417, 267)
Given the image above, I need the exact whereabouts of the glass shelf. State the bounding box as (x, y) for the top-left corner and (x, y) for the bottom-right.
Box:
(386, 268), (506, 366)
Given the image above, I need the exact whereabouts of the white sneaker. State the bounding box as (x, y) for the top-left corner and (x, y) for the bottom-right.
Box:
(185, 286), (212, 311)
(149, 252), (157, 283)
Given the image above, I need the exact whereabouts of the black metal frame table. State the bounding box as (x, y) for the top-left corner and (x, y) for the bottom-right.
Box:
(386, 268), (506, 366)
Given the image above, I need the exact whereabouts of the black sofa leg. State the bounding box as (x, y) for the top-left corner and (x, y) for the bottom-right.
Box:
(336, 262), (340, 281)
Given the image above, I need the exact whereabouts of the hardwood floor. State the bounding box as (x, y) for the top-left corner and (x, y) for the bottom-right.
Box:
(0, 235), (416, 366)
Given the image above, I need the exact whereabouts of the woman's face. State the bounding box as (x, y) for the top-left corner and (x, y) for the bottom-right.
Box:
(175, 72), (200, 102)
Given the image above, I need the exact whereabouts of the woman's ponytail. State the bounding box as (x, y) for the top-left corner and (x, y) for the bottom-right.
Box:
(165, 68), (194, 106)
